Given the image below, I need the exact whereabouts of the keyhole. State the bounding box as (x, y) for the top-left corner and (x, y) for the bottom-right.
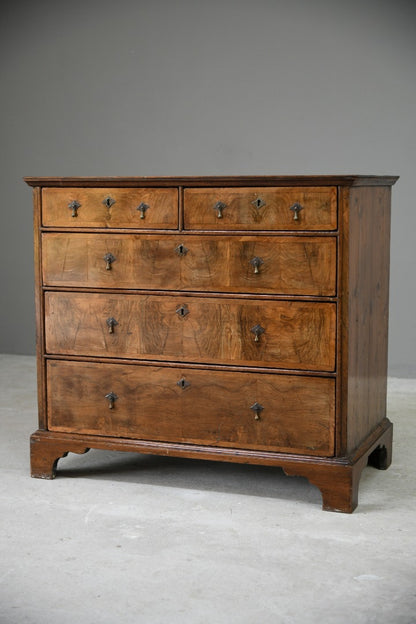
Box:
(251, 197), (266, 210)
(177, 377), (191, 389)
(103, 196), (115, 209)
(175, 243), (189, 257)
(176, 304), (190, 317)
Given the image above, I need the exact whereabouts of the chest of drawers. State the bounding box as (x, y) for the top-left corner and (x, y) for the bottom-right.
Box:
(26, 175), (398, 512)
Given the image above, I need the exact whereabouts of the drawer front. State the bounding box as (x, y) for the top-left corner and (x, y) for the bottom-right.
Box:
(42, 187), (178, 229)
(42, 233), (336, 296)
(45, 292), (336, 371)
(184, 187), (337, 230)
(47, 360), (335, 456)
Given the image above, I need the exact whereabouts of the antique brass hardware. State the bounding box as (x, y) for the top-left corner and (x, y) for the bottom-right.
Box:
(251, 324), (265, 342)
(137, 202), (149, 219)
(103, 253), (116, 270)
(176, 304), (190, 318)
(250, 257), (264, 274)
(105, 392), (118, 409)
(68, 200), (80, 218)
(175, 243), (189, 257)
(251, 197), (266, 209)
(250, 402), (264, 420)
(290, 202), (303, 221)
(177, 378), (191, 390)
(106, 317), (118, 333)
(213, 201), (227, 219)
(103, 196), (116, 209)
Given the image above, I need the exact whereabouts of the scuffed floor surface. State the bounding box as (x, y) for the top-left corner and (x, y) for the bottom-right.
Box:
(0, 354), (415, 624)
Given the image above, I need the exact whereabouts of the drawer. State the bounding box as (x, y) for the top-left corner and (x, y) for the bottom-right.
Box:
(46, 360), (335, 456)
(42, 233), (336, 296)
(183, 187), (337, 230)
(42, 187), (178, 229)
(45, 292), (336, 371)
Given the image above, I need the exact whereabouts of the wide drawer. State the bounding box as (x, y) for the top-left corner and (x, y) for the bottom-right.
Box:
(45, 292), (336, 371)
(46, 360), (335, 456)
(183, 187), (337, 230)
(42, 187), (178, 229)
(42, 233), (336, 296)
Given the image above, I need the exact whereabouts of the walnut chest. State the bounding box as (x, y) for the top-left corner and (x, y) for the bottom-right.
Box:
(25, 175), (398, 512)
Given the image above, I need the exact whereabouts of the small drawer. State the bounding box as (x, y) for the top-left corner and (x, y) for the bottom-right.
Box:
(42, 233), (336, 296)
(183, 187), (337, 230)
(47, 360), (335, 456)
(45, 292), (336, 371)
(42, 187), (178, 229)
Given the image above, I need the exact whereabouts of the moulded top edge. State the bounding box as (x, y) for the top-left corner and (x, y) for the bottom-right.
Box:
(23, 175), (399, 188)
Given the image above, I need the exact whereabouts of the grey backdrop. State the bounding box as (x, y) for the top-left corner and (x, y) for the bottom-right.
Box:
(1, 0), (415, 376)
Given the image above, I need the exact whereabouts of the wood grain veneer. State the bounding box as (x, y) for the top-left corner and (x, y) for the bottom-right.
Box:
(26, 175), (398, 512)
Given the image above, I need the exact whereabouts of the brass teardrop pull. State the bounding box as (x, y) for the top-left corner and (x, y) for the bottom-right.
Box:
(251, 324), (265, 342)
(105, 392), (118, 409)
(103, 253), (116, 270)
(106, 317), (118, 333)
(250, 402), (264, 420)
(213, 201), (226, 219)
(290, 202), (303, 221)
(250, 257), (264, 274)
(137, 202), (149, 219)
(68, 200), (81, 218)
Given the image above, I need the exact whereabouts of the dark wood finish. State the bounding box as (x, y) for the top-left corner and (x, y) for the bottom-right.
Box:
(340, 186), (393, 453)
(27, 175), (397, 512)
(29, 419), (392, 513)
(42, 233), (336, 296)
(25, 175), (399, 188)
(42, 187), (178, 229)
(45, 292), (336, 370)
(33, 187), (47, 430)
(46, 360), (335, 456)
(184, 186), (337, 230)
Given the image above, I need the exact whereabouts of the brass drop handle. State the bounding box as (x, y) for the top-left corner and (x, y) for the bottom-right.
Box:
(251, 324), (265, 342)
(137, 202), (149, 219)
(103, 253), (116, 270)
(250, 402), (264, 421)
(105, 392), (118, 409)
(106, 317), (118, 333)
(68, 200), (80, 218)
(214, 201), (226, 219)
(250, 257), (264, 274)
(290, 202), (303, 221)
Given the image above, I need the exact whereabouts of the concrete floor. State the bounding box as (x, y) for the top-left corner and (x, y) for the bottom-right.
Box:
(0, 354), (415, 624)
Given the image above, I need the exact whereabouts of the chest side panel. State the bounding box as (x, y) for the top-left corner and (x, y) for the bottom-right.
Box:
(341, 186), (392, 453)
